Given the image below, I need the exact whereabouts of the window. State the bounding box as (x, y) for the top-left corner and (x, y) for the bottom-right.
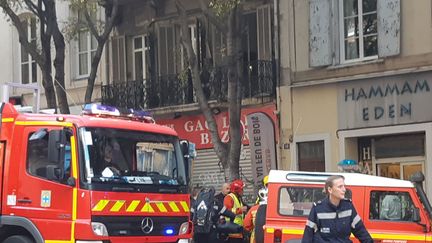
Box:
(158, 26), (177, 76)
(133, 35), (150, 80)
(279, 186), (352, 216)
(309, 0), (400, 67)
(340, 0), (377, 62)
(298, 141), (325, 172)
(26, 129), (71, 182)
(76, 10), (97, 77)
(369, 191), (416, 222)
(20, 17), (37, 84)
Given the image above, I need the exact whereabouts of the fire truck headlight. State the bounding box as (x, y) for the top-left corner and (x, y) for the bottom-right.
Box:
(179, 222), (189, 235)
(91, 222), (108, 236)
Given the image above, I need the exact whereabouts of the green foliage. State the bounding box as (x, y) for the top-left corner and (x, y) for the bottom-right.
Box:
(64, 0), (104, 41)
(209, 0), (240, 17)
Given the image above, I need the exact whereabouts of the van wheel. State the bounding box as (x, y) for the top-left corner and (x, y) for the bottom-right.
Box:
(4, 235), (34, 243)
(254, 204), (267, 243)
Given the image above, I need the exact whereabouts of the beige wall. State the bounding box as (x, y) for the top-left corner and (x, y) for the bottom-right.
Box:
(279, 82), (341, 171)
(278, 0), (432, 170)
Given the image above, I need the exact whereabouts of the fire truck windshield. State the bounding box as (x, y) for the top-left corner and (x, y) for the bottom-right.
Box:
(78, 127), (187, 191)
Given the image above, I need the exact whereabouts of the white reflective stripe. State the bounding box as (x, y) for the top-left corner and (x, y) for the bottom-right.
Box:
(306, 220), (317, 231)
(220, 206), (227, 214)
(338, 209), (352, 218)
(190, 208), (195, 213)
(351, 214), (361, 228)
(317, 212), (337, 219)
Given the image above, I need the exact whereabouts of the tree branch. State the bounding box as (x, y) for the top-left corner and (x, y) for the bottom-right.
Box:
(84, 7), (102, 42)
(23, 0), (41, 18)
(198, 0), (227, 33)
(0, 1), (44, 65)
(100, 0), (118, 40)
(176, 0), (228, 162)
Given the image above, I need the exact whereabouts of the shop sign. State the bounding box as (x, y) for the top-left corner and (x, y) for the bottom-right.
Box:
(338, 72), (432, 129)
(157, 104), (278, 149)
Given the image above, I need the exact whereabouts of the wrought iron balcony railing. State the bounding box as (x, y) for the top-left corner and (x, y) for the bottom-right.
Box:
(101, 60), (275, 110)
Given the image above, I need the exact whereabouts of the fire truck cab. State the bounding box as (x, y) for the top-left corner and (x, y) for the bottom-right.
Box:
(0, 103), (192, 243)
(264, 170), (432, 242)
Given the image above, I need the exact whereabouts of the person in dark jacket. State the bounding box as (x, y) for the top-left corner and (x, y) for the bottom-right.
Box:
(301, 175), (373, 243)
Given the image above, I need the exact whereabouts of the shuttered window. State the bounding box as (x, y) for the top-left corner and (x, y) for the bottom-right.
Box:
(158, 26), (176, 76)
(257, 5), (273, 61)
(309, 0), (400, 67)
(111, 36), (126, 82)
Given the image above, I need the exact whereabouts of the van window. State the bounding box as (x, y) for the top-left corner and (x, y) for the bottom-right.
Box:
(369, 191), (416, 221)
(278, 187), (352, 216)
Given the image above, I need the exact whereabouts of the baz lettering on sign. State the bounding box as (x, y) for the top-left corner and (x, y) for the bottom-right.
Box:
(344, 80), (430, 121)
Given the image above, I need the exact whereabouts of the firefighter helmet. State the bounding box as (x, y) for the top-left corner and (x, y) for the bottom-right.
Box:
(258, 187), (268, 205)
(263, 175), (269, 187)
(230, 179), (244, 194)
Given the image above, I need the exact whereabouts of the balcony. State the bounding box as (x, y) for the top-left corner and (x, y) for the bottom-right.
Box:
(101, 60), (276, 110)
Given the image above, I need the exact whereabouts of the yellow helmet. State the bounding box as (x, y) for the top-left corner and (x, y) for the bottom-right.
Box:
(263, 175), (269, 187)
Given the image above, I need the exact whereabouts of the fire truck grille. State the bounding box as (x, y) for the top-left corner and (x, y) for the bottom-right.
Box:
(92, 216), (188, 236)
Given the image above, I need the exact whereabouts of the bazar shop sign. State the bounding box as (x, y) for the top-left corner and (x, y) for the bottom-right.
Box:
(338, 72), (432, 129)
(157, 104), (278, 149)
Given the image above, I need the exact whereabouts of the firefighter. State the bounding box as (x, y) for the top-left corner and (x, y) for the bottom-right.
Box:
(255, 175), (269, 204)
(244, 187), (267, 243)
(224, 179), (247, 243)
(301, 175), (373, 243)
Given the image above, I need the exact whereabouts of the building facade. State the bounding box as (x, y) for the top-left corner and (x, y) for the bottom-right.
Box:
(101, 0), (278, 202)
(278, 0), (432, 196)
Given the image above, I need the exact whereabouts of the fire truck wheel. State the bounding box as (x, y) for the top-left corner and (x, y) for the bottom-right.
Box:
(4, 235), (34, 243)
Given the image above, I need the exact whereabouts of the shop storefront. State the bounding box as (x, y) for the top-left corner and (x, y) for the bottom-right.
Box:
(337, 71), (432, 197)
(157, 104), (278, 203)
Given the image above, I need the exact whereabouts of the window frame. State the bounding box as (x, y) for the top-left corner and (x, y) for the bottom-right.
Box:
(75, 9), (98, 79)
(20, 17), (38, 85)
(277, 185), (352, 217)
(338, 0), (378, 64)
(132, 35), (150, 80)
(369, 190), (417, 222)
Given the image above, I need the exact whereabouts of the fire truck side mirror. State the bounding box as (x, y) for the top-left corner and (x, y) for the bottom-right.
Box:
(48, 130), (66, 178)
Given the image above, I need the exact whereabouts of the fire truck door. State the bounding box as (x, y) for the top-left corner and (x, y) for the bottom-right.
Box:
(13, 127), (74, 241)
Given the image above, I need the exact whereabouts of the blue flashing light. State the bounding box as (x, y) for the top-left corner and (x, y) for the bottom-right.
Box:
(82, 104), (120, 116)
(338, 159), (358, 166)
(82, 104), (154, 123)
(164, 227), (175, 236)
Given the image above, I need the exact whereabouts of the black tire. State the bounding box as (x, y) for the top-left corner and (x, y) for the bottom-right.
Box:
(254, 204), (267, 243)
(4, 235), (34, 243)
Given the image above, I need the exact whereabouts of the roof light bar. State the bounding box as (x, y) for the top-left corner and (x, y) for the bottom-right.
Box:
(82, 104), (155, 123)
(82, 104), (120, 116)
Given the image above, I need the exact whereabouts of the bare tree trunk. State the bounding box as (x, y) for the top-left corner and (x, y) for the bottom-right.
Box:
(84, 0), (119, 103)
(225, 6), (243, 181)
(46, 0), (69, 114)
(177, 1), (245, 182)
(176, 0), (229, 172)
(0, 0), (58, 110)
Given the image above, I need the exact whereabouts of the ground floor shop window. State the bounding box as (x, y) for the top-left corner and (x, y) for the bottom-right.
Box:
(298, 141), (325, 172)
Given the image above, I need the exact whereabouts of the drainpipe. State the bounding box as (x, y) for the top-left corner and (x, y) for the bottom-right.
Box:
(273, 0), (281, 170)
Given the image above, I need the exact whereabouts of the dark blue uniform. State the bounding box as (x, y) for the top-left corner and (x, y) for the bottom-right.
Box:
(302, 197), (373, 243)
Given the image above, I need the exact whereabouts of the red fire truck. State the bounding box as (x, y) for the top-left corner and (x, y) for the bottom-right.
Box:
(0, 102), (192, 243)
